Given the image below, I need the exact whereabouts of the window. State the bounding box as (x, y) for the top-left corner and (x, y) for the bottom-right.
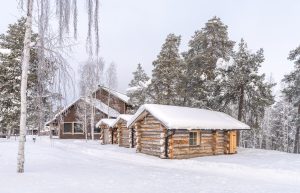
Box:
(94, 127), (100, 133)
(189, 132), (198, 146)
(63, 123), (72, 133)
(74, 123), (83, 133)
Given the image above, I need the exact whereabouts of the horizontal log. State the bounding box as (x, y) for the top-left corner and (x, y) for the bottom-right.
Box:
(141, 141), (161, 146)
(141, 150), (161, 157)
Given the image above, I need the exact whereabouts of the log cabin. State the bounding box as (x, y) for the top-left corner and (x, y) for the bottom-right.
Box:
(127, 104), (250, 159)
(45, 86), (131, 139)
(112, 114), (135, 148)
(96, 118), (117, 144)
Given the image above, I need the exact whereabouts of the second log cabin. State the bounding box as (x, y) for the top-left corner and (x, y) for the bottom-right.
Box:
(112, 114), (134, 148)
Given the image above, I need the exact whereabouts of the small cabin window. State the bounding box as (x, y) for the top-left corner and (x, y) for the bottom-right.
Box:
(74, 123), (83, 133)
(189, 131), (198, 146)
(94, 127), (101, 133)
(63, 123), (72, 133)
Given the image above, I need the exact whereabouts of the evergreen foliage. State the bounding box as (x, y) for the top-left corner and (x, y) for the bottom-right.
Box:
(0, 18), (56, 136)
(183, 16), (235, 107)
(148, 33), (183, 105)
(222, 39), (275, 146)
(282, 45), (300, 153)
(127, 63), (150, 110)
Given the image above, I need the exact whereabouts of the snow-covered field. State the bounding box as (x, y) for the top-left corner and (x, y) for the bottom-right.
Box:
(1, 137), (300, 193)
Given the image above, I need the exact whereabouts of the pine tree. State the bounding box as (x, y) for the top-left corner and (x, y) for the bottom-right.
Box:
(148, 33), (183, 105)
(127, 63), (150, 110)
(183, 16), (235, 107)
(282, 45), (300, 153)
(223, 39), (275, 146)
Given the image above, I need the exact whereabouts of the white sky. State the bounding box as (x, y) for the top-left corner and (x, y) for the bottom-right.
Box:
(0, 0), (298, 101)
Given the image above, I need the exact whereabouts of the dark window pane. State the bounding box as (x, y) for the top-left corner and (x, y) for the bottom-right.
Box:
(74, 123), (83, 133)
(64, 123), (72, 133)
(94, 127), (100, 133)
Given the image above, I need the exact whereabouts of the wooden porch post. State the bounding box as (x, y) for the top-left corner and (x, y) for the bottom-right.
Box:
(135, 122), (141, 152)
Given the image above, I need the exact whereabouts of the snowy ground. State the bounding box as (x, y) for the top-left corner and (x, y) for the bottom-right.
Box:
(1, 137), (300, 193)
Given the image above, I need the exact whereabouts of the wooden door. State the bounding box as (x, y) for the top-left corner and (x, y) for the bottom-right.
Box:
(228, 130), (237, 154)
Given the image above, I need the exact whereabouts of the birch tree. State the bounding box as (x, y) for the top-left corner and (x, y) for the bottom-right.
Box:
(17, 0), (34, 173)
(17, 0), (100, 173)
(78, 59), (104, 140)
(105, 62), (118, 118)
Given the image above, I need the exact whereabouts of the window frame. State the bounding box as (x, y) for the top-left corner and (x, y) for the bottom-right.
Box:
(189, 131), (198, 146)
(63, 122), (73, 134)
(73, 122), (84, 134)
(62, 122), (84, 134)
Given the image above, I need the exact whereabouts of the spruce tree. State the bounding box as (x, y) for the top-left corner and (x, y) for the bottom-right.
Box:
(129, 63), (149, 87)
(127, 63), (150, 110)
(183, 16), (235, 107)
(148, 33), (182, 105)
(282, 45), (300, 153)
(0, 17), (37, 136)
(0, 18), (55, 136)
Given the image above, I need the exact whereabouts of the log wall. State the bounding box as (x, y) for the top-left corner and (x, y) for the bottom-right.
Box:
(118, 121), (130, 148)
(136, 114), (166, 158)
(169, 130), (227, 159)
(134, 113), (238, 159)
(100, 125), (117, 144)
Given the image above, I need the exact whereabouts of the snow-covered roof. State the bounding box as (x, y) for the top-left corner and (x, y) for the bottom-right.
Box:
(100, 86), (130, 104)
(46, 97), (120, 126)
(127, 104), (250, 130)
(111, 114), (134, 127)
(45, 98), (82, 126)
(83, 98), (120, 118)
(96, 118), (116, 128)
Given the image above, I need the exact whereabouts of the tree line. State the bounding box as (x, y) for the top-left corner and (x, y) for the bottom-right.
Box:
(127, 16), (300, 153)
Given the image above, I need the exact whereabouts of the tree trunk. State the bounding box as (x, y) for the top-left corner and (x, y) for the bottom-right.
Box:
(107, 88), (111, 118)
(7, 128), (11, 139)
(237, 85), (244, 146)
(84, 102), (88, 142)
(294, 104), (300, 154)
(17, 0), (34, 173)
(90, 102), (94, 140)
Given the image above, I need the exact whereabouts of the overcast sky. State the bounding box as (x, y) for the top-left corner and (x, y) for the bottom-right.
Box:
(0, 0), (298, 101)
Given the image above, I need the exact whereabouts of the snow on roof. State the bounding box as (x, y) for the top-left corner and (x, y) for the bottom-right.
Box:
(46, 97), (120, 126)
(127, 104), (250, 130)
(83, 98), (120, 118)
(101, 86), (130, 104)
(45, 98), (82, 126)
(96, 118), (116, 128)
(111, 114), (134, 127)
